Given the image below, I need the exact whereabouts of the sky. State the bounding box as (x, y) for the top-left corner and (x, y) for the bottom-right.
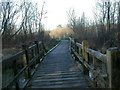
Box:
(32, 0), (96, 30)
(2, 0), (96, 30)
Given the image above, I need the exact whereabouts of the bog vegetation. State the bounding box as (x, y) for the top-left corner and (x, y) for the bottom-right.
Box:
(0, 0), (56, 58)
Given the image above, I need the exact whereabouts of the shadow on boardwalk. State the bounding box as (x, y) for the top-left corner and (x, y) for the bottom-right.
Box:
(26, 40), (89, 88)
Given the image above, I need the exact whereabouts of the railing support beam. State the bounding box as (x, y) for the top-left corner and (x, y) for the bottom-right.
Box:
(82, 41), (89, 75)
(22, 45), (31, 79)
(34, 41), (40, 63)
(107, 47), (120, 88)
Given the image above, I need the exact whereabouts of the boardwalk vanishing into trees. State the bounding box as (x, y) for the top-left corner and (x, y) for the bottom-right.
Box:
(1, 0), (120, 89)
(2, 39), (120, 89)
(26, 40), (89, 88)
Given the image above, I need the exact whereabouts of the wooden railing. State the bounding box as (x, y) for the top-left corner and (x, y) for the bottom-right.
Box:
(69, 37), (120, 88)
(2, 41), (47, 89)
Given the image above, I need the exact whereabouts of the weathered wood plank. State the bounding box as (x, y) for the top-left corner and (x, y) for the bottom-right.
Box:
(107, 47), (120, 88)
(26, 40), (89, 88)
(86, 48), (107, 63)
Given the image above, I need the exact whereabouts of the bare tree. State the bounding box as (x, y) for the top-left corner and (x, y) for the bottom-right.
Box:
(0, 0), (48, 49)
(38, 1), (47, 41)
(67, 8), (77, 33)
(0, 1), (22, 40)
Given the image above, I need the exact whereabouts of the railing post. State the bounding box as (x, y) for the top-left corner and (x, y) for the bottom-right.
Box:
(69, 37), (72, 53)
(13, 60), (19, 89)
(34, 41), (40, 63)
(22, 45), (31, 79)
(116, 32), (120, 48)
(93, 56), (97, 87)
(93, 56), (96, 69)
(70, 38), (74, 55)
(74, 39), (78, 52)
(78, 43), (82, 55)
(74, 39), (78, 61)
(82, 41), (89, 75)
(107, 47), (120, 88)
(42, 41), (46, 56)
(73, 39), (75, 51)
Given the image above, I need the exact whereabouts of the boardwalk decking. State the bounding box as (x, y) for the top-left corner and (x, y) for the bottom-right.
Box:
(26, 40), (89, 88)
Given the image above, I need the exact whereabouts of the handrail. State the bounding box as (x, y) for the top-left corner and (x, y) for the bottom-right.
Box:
(2, 51), (25, 68)
(76, 42), (82, 48)
(69, 37), (120, 88)
(28, 44), (37, 50)
(2, 41), (46, 89)
(38, 41), (42, 45)
(86, 48), (107, 63)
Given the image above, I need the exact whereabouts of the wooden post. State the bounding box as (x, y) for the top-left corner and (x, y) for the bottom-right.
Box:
(42, 41), (46, 56)
(22, 45), (31, 79)
(116, 32), (120, 48)
(82, 41), (89, 75)
(74, 39), (77, 52)
(13, 60), (19, 89)
(78, 47), (82, 55)
(107, 47), (120, 88)
(73, 39), (78, 61)
(93, 56), (97, 70)
(73, 39), (75, 51)
(69, 37), (72, 53)
(34, 41), (40, 63)
(82, 41), (89, 62)
(71, 40), (74, 55)
(93, 56), (97, 87)
(31, 49), (34, 58)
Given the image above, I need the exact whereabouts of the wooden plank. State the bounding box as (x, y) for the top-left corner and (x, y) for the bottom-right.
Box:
(2, 51), (25, 68)
(76, 42), (82, 48)
(72, 48), (93, 71)
(26, 40), (89, 88)
(107, 47), (120, 88)
(82, 41), (89, 75)
(86, 48), (107, 63)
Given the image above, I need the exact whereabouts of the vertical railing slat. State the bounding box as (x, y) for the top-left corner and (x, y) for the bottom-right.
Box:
(93, 56), (97, 87)
(13, 60), (19, 89)
(34, 41), (40, 63)
(22, 45), (31, 79)
(82, 41), (89, 75)
(107, 48), (120, 88)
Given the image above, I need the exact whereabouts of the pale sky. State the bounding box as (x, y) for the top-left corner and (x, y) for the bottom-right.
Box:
(6, 0), (96, 30)
(33, 0), (96, 30)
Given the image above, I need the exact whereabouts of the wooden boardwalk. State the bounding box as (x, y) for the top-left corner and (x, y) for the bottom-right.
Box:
(26, 40), (89, 88)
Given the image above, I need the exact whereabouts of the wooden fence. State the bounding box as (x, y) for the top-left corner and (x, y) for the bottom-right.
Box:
(69, 37), (120, 88)
(2, 41), (46, 89)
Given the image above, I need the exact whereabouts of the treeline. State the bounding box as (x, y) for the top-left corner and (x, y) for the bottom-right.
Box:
(49, 25), (74, 39)
(67, 0), (120, 51)
(0, 0), (51, 49)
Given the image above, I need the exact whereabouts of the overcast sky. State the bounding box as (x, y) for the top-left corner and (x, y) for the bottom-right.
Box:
(40, 0), (96, 30)
(30, 0), (96, 30)
(10, 0), (96, 30)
